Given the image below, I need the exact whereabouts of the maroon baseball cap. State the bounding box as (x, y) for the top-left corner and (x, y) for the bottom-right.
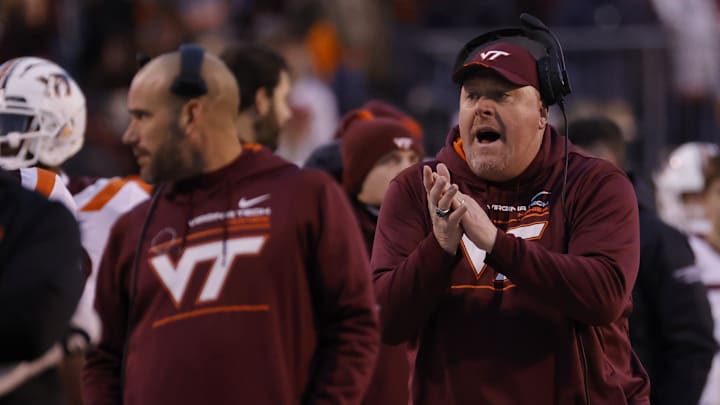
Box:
(452, 42), (539, 91)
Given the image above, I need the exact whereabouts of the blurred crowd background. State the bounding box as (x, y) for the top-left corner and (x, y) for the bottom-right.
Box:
(2, 0), (719, 181)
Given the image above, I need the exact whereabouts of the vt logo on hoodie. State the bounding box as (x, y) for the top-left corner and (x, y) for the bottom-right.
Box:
(461, 222), (547, 282)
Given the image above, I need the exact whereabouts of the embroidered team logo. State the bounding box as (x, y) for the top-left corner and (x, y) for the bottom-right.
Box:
(462, 222), (548, 280)
(529, 191), (551, 208)
(393, 137), (413, 150)
(487, 191), (552, 213)
(150, 236), (268, 307)
(479, 50), (510, 61)
(149, 227), (178, 254)
(0, 59), (20, 90)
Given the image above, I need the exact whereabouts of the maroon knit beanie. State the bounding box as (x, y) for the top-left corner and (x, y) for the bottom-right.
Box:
(334, 100), (424, 140)
(341, 116), (425, 196)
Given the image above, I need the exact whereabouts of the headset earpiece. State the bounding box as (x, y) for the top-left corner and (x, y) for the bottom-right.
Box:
(519, 13), (571, 104)
(171, 44), (208, 98)
(536, 56), (561, 105)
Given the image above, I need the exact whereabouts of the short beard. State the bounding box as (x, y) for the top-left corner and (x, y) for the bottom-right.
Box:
(467, 150), (508, 179)
(253, 105), (280, 150)
(145, 120), (204, 183)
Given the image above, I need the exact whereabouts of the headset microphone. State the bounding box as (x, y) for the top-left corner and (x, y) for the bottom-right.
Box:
(519, 13), (572, 100)
(519, 12), (547, 31)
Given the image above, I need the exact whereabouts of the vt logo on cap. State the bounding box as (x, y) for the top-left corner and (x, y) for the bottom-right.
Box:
(452, 42), (539, 92)
(479, 50), (510, 61)
(393, 137), (414, 150)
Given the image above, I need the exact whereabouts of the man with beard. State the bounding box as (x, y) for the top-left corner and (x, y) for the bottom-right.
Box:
(220, 43), (292, 150)
(82, 45), (380, 405)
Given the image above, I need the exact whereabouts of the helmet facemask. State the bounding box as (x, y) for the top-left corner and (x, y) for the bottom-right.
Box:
(0, 57), (86, 170)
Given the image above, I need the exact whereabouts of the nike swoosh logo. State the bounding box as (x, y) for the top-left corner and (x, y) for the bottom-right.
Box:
(238, 194), (270, 209)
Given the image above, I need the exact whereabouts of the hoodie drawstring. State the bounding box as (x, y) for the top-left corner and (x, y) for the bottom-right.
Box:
(221, 179), (230, 267)
(181, 190), (193, 255)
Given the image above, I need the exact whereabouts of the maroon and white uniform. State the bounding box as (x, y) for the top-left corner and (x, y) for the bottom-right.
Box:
(83, 145), (380, 405)
(372, 126), (650, 404)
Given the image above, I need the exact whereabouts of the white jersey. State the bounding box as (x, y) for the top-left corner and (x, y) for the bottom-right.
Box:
(689, 235), (720, 405)
(23, 172), (147, 353)
(71, 176), (151, 344)
(17, 166), (76, 212)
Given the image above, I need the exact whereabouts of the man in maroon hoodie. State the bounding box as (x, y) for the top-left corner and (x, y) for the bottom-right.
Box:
(340, 107), (425, 405)
(371, 31), (650, 405)
(82, 45), (380, 405)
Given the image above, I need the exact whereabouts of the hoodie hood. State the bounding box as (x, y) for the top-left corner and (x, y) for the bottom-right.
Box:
(165, 144), (294, 203)
(436, 125), (568, 190)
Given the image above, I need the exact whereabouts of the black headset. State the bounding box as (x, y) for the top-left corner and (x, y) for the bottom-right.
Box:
(452, 13), (571, 107)
(136, 43), (208, 98)
(171, 44), (208, 98)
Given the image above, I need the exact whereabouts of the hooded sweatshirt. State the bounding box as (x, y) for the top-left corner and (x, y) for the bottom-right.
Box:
(371, 126), (650, 404)
(83, 145), (380, 405)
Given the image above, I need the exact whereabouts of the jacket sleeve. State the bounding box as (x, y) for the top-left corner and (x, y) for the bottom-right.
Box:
(640, 221), (716, 405)
(81, 214), (132, 405)
(371, 171), (461, 344)
(0, 198), (83, 362)
(485, 168), (640, 326)
(303, 177), (380, 405)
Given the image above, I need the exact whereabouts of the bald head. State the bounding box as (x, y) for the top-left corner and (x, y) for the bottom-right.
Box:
(124, 47), (244, 182)
(133, 51), (239, 117)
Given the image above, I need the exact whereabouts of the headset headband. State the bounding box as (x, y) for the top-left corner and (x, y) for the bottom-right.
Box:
(135, 44), (209, 99)
(453, 13), (571, 106)
(171, 44), (208, 98)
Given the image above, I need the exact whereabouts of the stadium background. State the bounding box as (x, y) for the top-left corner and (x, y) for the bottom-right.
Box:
(1, 0), (718, 181)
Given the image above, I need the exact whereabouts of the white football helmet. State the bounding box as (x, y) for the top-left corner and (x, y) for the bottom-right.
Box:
(0, 57), (86, 170)
(654, 142), (719, 235)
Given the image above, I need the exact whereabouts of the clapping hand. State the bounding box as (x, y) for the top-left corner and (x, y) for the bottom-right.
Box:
(422, 163), (467, 254)
(454, 190), (497, 253)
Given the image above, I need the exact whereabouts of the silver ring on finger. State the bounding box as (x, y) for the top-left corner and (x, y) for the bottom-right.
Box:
(435, 206), (451, 218)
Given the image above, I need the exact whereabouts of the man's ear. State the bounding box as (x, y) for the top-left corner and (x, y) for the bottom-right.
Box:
(255, 87), (270, 117)
(539, 105), (548, 130)
(180, 99), (202, 134)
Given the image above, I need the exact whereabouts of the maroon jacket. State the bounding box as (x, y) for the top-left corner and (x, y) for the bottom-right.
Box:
(83, 146), (380, 405)
(371, 126), (650, 404)
(349, 199), (411, 405)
